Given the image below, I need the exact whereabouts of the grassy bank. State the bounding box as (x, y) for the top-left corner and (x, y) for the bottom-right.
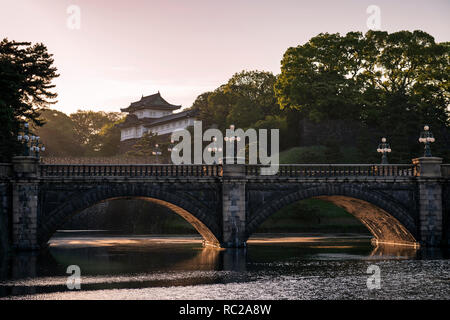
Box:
(256, 198), (369, 234)
(64, 198), (369, 235)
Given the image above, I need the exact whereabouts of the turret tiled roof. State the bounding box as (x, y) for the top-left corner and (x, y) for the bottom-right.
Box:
(120, 92), (181, 113)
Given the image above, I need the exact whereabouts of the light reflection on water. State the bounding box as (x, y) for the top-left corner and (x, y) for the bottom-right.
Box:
(0, 233), (448, 300)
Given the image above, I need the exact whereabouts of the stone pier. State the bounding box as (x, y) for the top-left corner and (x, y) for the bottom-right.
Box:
(413, 157), (444, 247)
(221, 164), (247, 247)
(11, 156), (40, 250)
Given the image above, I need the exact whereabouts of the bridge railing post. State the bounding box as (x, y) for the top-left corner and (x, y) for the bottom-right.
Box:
(221, 164), (247, 248)
(11, 156), (40, 250)
(412, 157), (444, 247)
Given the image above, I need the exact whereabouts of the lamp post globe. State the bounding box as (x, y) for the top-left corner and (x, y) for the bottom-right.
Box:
(17, 122), (45, 157)
(419, 125), (435, 157)
(377, 137), (391, 164)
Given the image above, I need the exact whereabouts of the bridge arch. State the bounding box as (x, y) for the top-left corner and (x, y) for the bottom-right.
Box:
(246, 184), (418, 246)
(38, 184), (221, 247)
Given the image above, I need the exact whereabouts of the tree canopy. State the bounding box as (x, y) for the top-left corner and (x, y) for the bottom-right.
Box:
(0, 38), (59, 161)
(34, 109), (79, 157)
(70, 110), (123, 155)
(190, 70), (283, 130)
(275, 30), (450, 161)
(2, 30), (448, 164)
(126, 131), (159, 157)
(34, 109), (124, 157)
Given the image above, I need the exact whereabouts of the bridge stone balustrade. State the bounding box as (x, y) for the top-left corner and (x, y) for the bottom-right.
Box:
(0, 157), (449, 251)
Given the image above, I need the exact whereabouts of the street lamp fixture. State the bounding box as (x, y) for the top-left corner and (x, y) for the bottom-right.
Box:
(30, 136), (45, 158)
(167, 140), (178, 164)
(17, 122), (45, 159)
(17, 122), (30, 156)
(207, 137), (223, 164)
(167, 140), (177, 153)
(418, 125), (435, 157)
(152, 143), (162, 163)
(377, 137), (391, 164)
(152, 144), (162, 155)
(224, 124), (240, 163)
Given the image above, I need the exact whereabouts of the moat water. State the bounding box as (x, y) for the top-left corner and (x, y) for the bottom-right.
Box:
(0, 232), (449, 300)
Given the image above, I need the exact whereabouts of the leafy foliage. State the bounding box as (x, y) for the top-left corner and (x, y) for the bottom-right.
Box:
(34, 109), (79, 157)
(3, 30), (448, 164)
(0, 39), (59, 161)
(34, 109), (125, 157)
(190, 70), (283, 130)
(70, 110), (123, 152)
(126, 131), (159, 157)
(275, 30), (450, 161)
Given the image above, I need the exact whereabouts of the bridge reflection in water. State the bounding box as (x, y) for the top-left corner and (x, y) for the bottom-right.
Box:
(2, 233), (444, 298)
(1, 233), (450, 300)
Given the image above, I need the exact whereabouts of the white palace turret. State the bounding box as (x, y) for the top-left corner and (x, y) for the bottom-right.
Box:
(118, 92), (196, 151)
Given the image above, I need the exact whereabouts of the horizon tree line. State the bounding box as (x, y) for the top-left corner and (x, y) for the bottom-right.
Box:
(1, 30), (448, 163)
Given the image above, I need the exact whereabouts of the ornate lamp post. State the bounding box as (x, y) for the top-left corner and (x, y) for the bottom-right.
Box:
(207, 137), (222, 164)
(167, 139), (176, 153)
(152, 143), (162, 163)
(167, 139), (178, 164)
(224, 124), (240, 163)
(17, 122), (45, 159)
(30, 136), (45, 159)
(377, 137), (391, 164)
(17, 122), (30, 156)
(418, 125), (435, 157)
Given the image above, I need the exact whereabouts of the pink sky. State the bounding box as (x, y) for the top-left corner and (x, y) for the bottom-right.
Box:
(1, 0), (449, 114)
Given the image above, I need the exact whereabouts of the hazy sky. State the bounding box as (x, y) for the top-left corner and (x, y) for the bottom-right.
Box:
(1, 0), (449, 114)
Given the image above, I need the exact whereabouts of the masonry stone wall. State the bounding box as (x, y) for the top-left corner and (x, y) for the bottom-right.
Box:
(12, 182), (39, 250)
(442, 181), (450, 247)
(0, 182), (11, 253)
(222, 182), (246, 247)
(221, 164), (247, 248)
(417, 180), (443, 246)
(3, 157), (450, 250)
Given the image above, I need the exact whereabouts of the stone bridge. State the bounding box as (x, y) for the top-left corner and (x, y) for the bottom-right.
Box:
(0, 156), (449, 251)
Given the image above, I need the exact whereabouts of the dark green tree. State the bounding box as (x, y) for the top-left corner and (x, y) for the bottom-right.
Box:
(92, 119), (124, 156)
(275, 30), (450, 161)
(33, 109), (125, 158)
(0, 39), (59, 161)
(274, 32), (367, 122)
(126, 131), (159, 158)
(190, 70), (281, 130)
(69, 110), (123, 156)
(34, 109), (80, 157)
